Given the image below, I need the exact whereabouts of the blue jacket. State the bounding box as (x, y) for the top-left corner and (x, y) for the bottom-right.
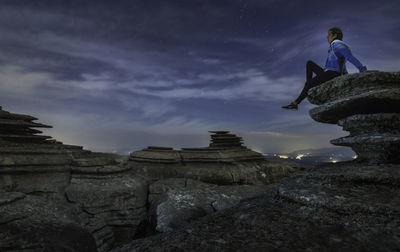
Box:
(324, 39), (367, 74)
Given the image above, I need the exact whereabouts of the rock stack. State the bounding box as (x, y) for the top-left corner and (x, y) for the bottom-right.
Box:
(0, 107), (97, 251)
(0, 107), (148, 251)
(0, 107), (74, 194)
(209, 131), (244, 148)
(0, 108), (53, 143)
(307, 71), (400, 163)
(128, 131), (292, 185)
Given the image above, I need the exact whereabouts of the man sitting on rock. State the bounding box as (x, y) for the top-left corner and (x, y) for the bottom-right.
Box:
(282, 27), (367, 110)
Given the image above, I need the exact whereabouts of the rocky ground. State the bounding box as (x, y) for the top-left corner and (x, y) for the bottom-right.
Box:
(113, 162), (400, 252)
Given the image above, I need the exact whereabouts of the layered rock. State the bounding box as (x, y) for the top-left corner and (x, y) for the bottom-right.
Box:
(0, 107), (98, 251)
(0, 108), (73, 194)
(126, 131), (305, 234)
(0, 107), (148, 251)
(308, 71), (400, 163)
(65, 152), (148, 251)
(208, 130), (244, 147)
(128, 131), (295, 185)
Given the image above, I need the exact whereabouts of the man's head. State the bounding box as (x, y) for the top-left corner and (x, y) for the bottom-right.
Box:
(327, 27), (343, 43)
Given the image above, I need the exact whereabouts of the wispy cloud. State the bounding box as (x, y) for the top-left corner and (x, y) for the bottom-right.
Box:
(1, 0), (399, 154)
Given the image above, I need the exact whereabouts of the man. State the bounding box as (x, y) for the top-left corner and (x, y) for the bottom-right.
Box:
(282, 27), (367, 110)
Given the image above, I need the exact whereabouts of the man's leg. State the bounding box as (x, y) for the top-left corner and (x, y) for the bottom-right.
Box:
(306, 60), (325, 82)
(294, 70), (340, 104)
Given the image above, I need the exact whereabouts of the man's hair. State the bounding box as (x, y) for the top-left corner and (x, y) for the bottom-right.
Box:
(329, 27), (343, 40)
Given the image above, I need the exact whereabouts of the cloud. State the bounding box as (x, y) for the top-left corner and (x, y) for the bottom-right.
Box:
(0, 65), (53, 95)
(131, 69), (303, 102)
(1, 0), (399, 155)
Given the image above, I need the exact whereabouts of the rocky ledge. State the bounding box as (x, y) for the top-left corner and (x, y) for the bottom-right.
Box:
(308, 71), (400, 163)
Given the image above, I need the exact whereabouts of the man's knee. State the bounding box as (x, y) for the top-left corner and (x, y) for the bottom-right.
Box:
(307, 60), (316, 67)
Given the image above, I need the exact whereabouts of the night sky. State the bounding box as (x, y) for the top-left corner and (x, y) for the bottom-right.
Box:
(1, 0), (399, 154)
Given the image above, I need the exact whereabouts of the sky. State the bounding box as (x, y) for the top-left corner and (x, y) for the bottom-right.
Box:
(0, 0), (399, 154)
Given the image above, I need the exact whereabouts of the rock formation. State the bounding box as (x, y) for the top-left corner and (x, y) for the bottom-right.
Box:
(0, 107), (301, 251)
(128, 131), (295, 185)
(115, 72), (400, 252)
(0, 107), (97, 251)
(0, 107), (149, 251)
(308, 71), (400, 163)
(126, 131), (302, 233)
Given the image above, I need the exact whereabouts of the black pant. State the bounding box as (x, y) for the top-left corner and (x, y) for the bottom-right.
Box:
(294, 60), (341, 104)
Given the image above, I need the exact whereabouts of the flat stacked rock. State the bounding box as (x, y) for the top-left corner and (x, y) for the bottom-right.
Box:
(0, 107), (148, 251)
(129, 132), (302, 235)
(128, 131), (292, 185)
(209, 131), (244, 148)
(0, 107), (97, 251)
(0, 107), (74, 194)
(308, 71), (400, 163)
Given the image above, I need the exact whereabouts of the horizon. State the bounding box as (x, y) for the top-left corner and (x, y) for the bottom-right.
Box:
(1, 0), (399, 154)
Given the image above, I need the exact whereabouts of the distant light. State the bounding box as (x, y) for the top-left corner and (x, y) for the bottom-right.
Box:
(352, 155), (358, 159)
(278, 155), (289, 159)
(331, 160), (338, 163)
(296, 154), (304, 160)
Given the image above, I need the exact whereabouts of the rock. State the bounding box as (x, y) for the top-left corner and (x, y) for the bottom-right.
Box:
(148, 178), (269, 233)
(65, 175), (148, 248)
(0, 107), (305, 251)
(113, 162), (400, 252)
(0, 109), (73, 195)
(0, 192), (97, 251)
(0, 107), (149, 251)
(113, 72), (400, 252)
(307, 71), (400, 163)
(208, 131), (244, 147)
(128, 131), (297, 185)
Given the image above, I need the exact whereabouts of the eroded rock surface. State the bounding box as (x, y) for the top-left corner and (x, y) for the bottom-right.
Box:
(0, 108), (146, 251)
(148, 178), (270, 233)
(308, 71), (400, 163)
(127, 131), (299, 185)
(114, 162), (400, 252)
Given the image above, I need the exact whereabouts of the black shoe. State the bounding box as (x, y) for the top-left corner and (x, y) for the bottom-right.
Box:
(281, 103), (298, 110)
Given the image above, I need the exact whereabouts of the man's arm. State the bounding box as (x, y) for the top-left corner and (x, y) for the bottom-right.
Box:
(334, 43), (367, 72)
